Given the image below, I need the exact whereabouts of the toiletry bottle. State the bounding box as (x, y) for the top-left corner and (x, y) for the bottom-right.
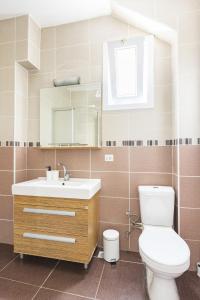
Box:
(46, 166), (52, 181)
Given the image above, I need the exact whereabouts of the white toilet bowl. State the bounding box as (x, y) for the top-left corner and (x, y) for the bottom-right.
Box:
(139, 225), (190, 300)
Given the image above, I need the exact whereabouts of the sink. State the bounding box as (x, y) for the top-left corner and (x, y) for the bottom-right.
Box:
(12, 177), (101, 199)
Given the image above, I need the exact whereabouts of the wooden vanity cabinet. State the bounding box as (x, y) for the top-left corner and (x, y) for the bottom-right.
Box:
(14, 194), (99, 266)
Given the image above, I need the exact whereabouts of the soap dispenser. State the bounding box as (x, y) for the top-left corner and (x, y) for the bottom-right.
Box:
(46, 166), (59, 181)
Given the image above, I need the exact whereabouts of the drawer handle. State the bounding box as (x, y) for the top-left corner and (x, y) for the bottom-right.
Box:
(23, 232), (76, 244)
(23, 208), (75, 217)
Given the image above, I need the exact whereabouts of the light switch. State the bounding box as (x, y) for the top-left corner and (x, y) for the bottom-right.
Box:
(104, 154), (114, 162)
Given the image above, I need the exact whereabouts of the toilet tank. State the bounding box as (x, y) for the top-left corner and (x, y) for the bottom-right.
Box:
(138, 186), (175, 227)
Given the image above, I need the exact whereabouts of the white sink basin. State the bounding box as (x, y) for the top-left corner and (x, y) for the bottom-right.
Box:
(12, 177), (101, 199)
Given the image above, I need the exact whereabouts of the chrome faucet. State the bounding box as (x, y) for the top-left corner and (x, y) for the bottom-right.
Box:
(58, 162), (70, 181)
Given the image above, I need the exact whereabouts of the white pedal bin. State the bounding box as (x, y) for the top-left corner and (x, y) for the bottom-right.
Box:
(103, 229), (120, 262)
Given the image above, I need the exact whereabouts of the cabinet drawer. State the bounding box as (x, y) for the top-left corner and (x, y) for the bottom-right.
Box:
(14, 227), (90, 263)
(14, 203), (88, 236)
(14, 196), (90, 210)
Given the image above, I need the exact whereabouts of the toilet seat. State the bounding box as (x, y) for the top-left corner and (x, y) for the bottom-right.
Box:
(139, 226), (190, 274)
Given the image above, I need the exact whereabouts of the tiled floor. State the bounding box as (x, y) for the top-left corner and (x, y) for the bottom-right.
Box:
(0, 244), (199, 300)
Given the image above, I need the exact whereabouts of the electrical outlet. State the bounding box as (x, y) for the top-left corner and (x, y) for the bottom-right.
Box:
(104, 154), (114, 162)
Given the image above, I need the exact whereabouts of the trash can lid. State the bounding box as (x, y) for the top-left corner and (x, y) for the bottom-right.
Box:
(103, 229), (119, 241)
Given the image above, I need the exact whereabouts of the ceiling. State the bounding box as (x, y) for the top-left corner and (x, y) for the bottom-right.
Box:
(0, 0), (111, 27)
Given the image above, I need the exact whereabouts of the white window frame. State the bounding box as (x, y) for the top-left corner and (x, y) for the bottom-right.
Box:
(103, 35), (154, 111)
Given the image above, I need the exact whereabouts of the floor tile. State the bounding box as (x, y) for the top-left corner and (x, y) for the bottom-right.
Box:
(120, 250), (142, 263)
(35, 288), (85, 300)
(0, 255), (57, 286)
(0, 244), (17, 270)
(176, 271), (200, 300)
(0, 277), (38, 299)
(94, 247), (142, 263)
(97, 261), (147, 300)
(44, 258), (104, 298)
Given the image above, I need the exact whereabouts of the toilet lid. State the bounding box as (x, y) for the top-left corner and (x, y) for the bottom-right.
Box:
(139, 227), (190, 266)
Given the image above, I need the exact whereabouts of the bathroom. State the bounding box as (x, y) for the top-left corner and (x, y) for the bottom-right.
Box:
(0, 0), (199, 299)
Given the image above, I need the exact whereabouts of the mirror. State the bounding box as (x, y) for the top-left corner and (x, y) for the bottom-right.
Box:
(40, 83), (102, 148)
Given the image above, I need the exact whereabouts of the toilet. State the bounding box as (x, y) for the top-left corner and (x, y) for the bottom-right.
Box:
(138, 186), (190, 300)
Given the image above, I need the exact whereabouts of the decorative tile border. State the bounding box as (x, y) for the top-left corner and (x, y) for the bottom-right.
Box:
(104, 138), (199, 147)
(0, 141), (40, 147)
(0, 138), (199, 147)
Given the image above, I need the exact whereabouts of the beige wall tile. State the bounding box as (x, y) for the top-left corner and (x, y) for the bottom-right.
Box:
(129, 111), (172, 140)
(180, 208), (200, 240)
(102, 111), (130, 142)
(89, 16), (128, 42)
(179, 11), (200, 44)
(0, 18), (15, 43)
(155, 57), (172, 85)
(0, 196), (13, 220)
(0, 116), (14, 141)
(28, 41), (40, 69)
(130, 198), (140, 216)
(0, 148), (13, 170)
(15, 147), (27, 170)
(27, 169), (46, 180)
(16, 15), (28, 41)
(172, 145), (177, 174)
(0, 43), (15, 68)
(28, 98), (40, 119)
(41, 27), (56, 50)
(130, 172), (172, 198)
(91, 147), (129, 172)
(56, 20), (89, 48)
(69, 171), (90, 178)
(180, 177), (200, 208)
(56, 44), (89, 71)
(0, 171), (13, 195)
(89, 65), (102, 82)
(0, 220), (13, 244)
(0, 92), (14, 116)
(27, 118), (40, 142)
(15, 63), (28, 97)
(155, 38), (172, 58)
(130, 146), (172, 173)
(14, 116), (27, 142)
(180, 145), (200, 176)
(40, 49), (55, 73)
(99, 197), (129, 224)
(154, 85), (172, 113)
(15, 93), (28, 120)
(90, 42), (103, 65)
(29, 72), (54, 98)
(27, 148), (55, 170)
(56, 149), (90, 171)
(16, 40), (28, 61)
(28, 16), (41, 48)
(179, 44), (200, 77)
(92, 171), (129, 198)
(129, 228), (141, 252)
(179, 74), (200, 138)
(15, 170), (27, 183)
(0, 67), (14, 91)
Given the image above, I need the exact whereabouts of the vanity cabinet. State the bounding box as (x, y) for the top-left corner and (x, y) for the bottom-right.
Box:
(14, 194), (99, 265)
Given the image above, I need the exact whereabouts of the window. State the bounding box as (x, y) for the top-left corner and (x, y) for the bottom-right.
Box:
(103, 35), (154, 110)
